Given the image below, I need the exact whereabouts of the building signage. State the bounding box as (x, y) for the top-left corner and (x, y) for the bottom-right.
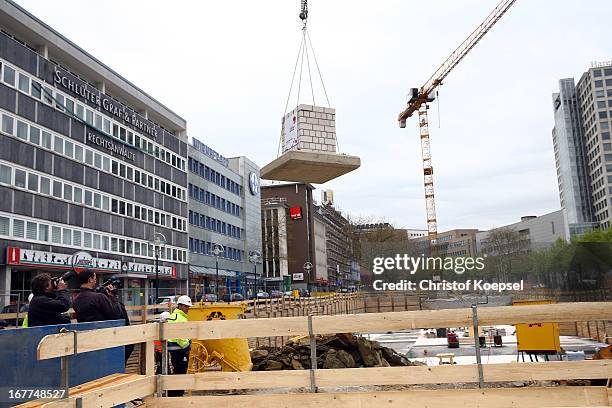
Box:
(289, 206), (303, 220)
(282, 108), (298, 152)
(591, 60), (612, 68)
(192, 138), (229, 167)
(6, 247), (175, 278)
(53, 68), (160, 139)
(249, 172), (260, 195)
(87, 132), (136, 161)
(292, 273), (304, 281)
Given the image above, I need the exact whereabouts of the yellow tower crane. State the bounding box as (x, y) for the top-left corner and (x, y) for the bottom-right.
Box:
(398, 0), (517, 248)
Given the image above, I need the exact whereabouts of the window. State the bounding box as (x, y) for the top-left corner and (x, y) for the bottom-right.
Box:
(85, 149), (93, 166)
(3, 65), (15, 85)
(74, 186), (82, 203)
(0, 216), (9, 236)
(2, 114), (14, 134)
(595, 80), (603, 88)
(29, 126), (40, 145)
(62, 228), (72, 245)
(599, 111), (608, 119)
(84, 232), (92, 248)
(102, 196), (109, 211)
(16, 121), (27, 140)
(102, 236), (109, 251)
(94, 234), (101, 250)
(51, 226), (61, 243)
(31, 81), (42, 99)
(63, 184), (73, 201)
(42, 131), (52, 149)
(14, 169), (26, 188)
(85, 190), (93, 206)
(13, 219), (24, 238)
(27, 173), (38, 192)
(103, 157), (110, 172)
(38, 224), (48, 241)
(111, 237), (118, 252)
(73, 230), (81, 246)
(65, 141), (74, 158)
(0, 164), (11, 184)
(54, 137), (64, 155)
(94, 153), (102, 169)
(76, 104), (84, 119)
(52, 181), (62, 198)
(17, 73), (29, 92)
(26, 221), (37, 240)
(40, 177), (50, 195)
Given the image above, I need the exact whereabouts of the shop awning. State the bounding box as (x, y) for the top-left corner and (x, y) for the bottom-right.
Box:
(189, 265), (239, 278)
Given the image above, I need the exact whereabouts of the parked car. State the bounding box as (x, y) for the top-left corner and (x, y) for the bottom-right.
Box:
(221, 293), (244, 302)
(249, 291), (270, 300)
(284, 291), (293, 298)
(1, 302), (28, 326)
(269, 290), (284, 298)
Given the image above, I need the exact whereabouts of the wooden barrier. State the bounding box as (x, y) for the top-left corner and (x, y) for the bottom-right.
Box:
(37, 302), (611, 359)
(30, 301), (612, 408)
(146, 387), (611, 408)
(159, 360), (611, 391)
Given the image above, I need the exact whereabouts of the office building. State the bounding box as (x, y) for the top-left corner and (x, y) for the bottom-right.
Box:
(414, 229), (479, 258)
(187, 138), (262, 298)
(0, 0), (189, 307)
(261, 183), (317, 291)
(476, 210), (570, 254)
(552, 78), (598, 235)
(552, 62), (612, 232)
(576, 63), (612, 229)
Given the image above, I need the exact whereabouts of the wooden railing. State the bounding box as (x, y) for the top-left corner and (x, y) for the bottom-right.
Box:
(32, 302), (612, 407)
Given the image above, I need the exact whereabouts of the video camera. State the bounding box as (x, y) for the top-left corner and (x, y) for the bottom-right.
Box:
(51, 270), (77, 289)
(95, 277), (123, 295)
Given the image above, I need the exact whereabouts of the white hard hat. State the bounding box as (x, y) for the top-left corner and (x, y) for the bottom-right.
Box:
(159, 311), (171, 322)
(177, 295), (192, 307)
(28, 293), (34, 302)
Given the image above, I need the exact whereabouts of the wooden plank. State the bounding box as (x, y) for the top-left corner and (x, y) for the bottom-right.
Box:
(162, 302), (610, 340)
(160, 361), (611, 391)
(37, 323), (157, 360)
(41, 375), (155, 408)
(146, 387), (611, 408)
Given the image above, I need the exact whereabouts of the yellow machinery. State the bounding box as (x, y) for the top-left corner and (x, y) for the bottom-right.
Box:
(513, 300), (561, 354)
(186, 303), (253, 372)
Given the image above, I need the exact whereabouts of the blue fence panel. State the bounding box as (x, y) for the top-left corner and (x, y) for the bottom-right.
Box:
(0, 320), (125, 407)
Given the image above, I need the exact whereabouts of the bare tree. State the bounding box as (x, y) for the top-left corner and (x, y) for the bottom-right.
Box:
(480, 228), (529, 281)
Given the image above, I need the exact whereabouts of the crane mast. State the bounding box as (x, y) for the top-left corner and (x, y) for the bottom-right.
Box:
(398, 0), (517, 247)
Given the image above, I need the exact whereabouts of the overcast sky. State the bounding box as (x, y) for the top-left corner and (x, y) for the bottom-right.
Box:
(15, 0), (612, 232)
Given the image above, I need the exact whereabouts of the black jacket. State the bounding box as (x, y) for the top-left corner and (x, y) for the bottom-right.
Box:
(73, 287), (123, 323)
(28, 290), (71, 327)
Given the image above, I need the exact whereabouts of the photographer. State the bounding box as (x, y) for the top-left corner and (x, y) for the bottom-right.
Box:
(27, 273), (71, 327)
(73, 270), (123, 323)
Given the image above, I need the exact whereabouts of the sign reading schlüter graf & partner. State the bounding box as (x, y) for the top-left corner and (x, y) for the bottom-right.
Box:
(52, 68), (161, 140)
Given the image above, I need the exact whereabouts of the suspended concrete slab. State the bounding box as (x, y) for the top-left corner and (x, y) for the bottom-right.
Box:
(261, 150), (361, 184)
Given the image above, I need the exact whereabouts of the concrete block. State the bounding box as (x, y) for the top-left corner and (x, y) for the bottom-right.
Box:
(298, 104), (314, 112)
(314, 112), (322, 119)
(314, 106), (325, 113)
(330, 121), (335, 127)
(313, 125), (324, 131)
(324, 126), (335, 132)
(301, 123), (313, 130)
(324, 107), (336, 114)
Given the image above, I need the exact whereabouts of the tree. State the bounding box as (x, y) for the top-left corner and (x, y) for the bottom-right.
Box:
(479, 228), (530, 282)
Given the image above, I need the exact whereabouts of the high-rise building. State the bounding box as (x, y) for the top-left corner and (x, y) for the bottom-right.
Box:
(0, 1), (189, 307)
(552, 62), (612, 232)
(551, 78), (597, 235)
(576, 63), (612, 229)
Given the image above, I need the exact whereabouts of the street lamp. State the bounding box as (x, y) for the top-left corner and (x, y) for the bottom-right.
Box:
(248, 250), (262, 299)
(210, 243), (225, 300)
(150, 232), (166, 303)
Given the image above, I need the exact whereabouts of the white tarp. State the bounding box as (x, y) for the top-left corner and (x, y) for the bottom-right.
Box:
(282, 107), (299, 152)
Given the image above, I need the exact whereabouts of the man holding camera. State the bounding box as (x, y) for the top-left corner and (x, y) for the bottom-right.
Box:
(27, 273), (71, 327)
(73, 270), (123, 323)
